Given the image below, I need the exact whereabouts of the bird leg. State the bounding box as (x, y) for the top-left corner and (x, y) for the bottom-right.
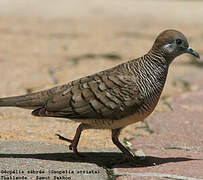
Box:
(56, 123), (90, 157)
(112, 128), (138, 162)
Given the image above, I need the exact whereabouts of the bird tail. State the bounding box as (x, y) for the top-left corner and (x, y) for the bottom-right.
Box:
(0, 91), (48, 109)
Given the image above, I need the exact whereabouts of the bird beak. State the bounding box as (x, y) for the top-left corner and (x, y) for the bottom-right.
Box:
(187, 47), (200, 58)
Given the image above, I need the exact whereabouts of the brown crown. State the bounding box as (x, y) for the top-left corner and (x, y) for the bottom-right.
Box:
(152, 29), (189, 50)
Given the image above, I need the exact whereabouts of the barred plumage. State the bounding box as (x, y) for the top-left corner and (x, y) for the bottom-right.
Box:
(0, 29), (200, 163)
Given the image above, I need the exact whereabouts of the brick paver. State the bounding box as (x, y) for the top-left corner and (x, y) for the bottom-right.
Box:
(114, 90), (203, 179)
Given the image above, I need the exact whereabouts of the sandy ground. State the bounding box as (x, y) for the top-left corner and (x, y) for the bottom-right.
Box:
(0, 0), (203, 149)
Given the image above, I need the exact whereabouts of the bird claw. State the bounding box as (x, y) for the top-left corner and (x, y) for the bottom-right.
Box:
(124, 153), (137, 162)
(69, 144), (73, 150)
(55, 133), (73, 143)
(123, 152), (151, 166)
(56, 133), (84, 158)
(74, 150), (85, 158)
(125, 156), (153, 167)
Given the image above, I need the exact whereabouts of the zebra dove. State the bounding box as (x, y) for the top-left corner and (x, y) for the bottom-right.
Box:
(0, 30), (200, 163)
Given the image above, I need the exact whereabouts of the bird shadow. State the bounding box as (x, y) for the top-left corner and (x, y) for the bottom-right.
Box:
(0, 152), (200, 168)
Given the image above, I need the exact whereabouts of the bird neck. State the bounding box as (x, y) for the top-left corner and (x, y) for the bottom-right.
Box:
(149, 48), (174, 65)
(135, 50), (170, 108)
(142, 50), (169, 71)
(136, 50), (170, 88)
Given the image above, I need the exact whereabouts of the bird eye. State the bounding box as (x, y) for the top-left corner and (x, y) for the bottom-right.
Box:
(176, 39), (182, 45)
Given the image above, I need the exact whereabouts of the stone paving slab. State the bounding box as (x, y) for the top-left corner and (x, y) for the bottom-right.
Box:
(0, 141), (109, 180)
(113, 90), (203, 179)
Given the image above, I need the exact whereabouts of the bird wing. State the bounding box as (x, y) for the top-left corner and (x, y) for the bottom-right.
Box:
(32, 68), (140, 120)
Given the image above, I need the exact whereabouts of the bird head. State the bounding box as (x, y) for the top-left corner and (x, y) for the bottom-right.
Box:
(152, 29), (200, 62)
